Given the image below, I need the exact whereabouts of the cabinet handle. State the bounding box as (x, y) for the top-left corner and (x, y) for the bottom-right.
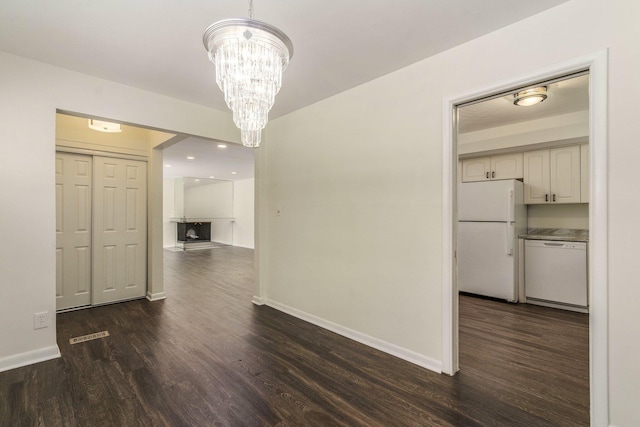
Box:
(553, 194), (556, 202)
(545, 194), (549, 202)
(486, 172), (489, 179)
(492, 171), (495, 178)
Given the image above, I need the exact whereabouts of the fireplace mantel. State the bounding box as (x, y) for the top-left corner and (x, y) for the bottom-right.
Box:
(170, 217), (234, 223)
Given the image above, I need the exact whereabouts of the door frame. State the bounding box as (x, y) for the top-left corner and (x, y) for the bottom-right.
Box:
(441, 50), (609, 425)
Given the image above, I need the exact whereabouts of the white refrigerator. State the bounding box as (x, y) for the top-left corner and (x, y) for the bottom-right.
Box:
(457, 180), (527, 302)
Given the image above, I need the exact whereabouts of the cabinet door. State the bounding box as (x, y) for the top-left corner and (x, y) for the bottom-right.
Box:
(523, 150), (550, 204)
(462, 157), (491, 182)
(581, 144), (589, 203)
(550, 145), (581, 203)
(491, 153), (523, 180)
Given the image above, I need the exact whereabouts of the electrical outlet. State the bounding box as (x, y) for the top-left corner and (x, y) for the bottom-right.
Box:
(34, 312), (49, 330)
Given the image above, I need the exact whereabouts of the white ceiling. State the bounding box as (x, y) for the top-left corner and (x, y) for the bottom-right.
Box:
(163, 137), (255, 180)
(0, 0), (569, 119)
(458, 73), (589, 134)
(3, 1), (571, 180)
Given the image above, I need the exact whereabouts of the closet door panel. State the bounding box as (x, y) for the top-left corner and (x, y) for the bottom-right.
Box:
(55, 152), (92, 310)
(93, 157), (147, 305)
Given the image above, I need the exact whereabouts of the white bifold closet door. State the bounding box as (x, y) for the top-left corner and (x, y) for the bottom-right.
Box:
(93, 157), (147, 305)
(56, 153), (93, 310)
(55, 152), (147, 310)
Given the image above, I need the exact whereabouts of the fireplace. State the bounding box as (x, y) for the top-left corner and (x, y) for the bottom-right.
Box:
(176, 222), (211, 243)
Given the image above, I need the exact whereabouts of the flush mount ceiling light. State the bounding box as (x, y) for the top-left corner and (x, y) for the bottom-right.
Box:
(203, 0), (293, 148)
(88, 119), (122, 133)
(513, 86), (548, 106)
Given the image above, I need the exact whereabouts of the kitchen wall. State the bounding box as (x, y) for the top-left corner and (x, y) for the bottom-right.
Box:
(458, 110), (588, 156)
(527, 204), (589, 229)
(258, 0), (640, 424)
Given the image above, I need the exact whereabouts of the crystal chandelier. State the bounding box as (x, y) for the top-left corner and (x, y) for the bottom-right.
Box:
(203, 0), (293, 148)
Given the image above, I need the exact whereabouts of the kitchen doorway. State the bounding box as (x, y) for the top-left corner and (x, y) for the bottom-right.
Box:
(442, 51), (609, 425)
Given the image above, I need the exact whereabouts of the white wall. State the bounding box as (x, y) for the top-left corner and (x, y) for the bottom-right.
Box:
(259, 0), (640, 425)
(527, 204), (589, 229)
(233, 178), (255, 249)
(184, 181), (234, 244)
(184, 181), (233, 218)
(163, 178), (176, 248)
(0, 50), (237, 372)
(458, 110), (589, 156)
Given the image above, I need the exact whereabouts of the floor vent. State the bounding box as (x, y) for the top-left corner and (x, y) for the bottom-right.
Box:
(69, 330), (110, 345)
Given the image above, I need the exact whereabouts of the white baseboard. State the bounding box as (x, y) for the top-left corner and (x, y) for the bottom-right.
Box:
(146, 291), (167, 301)
(0, 345), (61, 373)
(262, 299), (442, 374)
(232, 243), (255, 249)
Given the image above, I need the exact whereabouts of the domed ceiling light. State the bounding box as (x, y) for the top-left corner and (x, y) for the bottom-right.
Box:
(513, 86), (548, 107)
(88, 119), (122, 133)
(203, 0), (293, 148)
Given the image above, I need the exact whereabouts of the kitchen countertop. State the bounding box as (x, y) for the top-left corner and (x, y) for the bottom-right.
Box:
(519, 228), (589, 242)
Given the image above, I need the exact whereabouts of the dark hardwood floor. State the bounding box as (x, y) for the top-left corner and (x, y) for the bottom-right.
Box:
(0, 247), (589, 426)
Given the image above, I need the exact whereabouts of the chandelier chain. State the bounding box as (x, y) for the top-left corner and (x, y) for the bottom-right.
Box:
(248, 0), (253, 18)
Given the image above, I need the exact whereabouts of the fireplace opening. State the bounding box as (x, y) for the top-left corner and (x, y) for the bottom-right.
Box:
(177, 222), (211, 243)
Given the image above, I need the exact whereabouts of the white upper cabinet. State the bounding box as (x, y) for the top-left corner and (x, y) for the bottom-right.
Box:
(462, 157), (491, 182)
(524, 145), (582, 204)
(491, 153), (524, 180)
(523, 150), (551, 204)
(462, 153), (523, 182)
(550, 145), (581, 203)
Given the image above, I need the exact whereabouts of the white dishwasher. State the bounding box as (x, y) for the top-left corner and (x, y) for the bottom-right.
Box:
(524, 240), (588, 313)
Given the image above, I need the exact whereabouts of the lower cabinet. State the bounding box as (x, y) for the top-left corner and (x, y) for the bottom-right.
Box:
(56, 152), (147, 310)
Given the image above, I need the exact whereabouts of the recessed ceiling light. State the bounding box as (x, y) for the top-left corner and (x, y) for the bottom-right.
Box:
(217, 144), (227, 148)
(209, 176), (215, 179)
(187, 156), (195, 160)
(164, 164), (172, 168)
(195, 179), (200, 182)
(231, 171), (237, 175)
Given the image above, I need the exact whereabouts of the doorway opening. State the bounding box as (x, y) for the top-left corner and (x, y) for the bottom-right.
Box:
(442, 51), (609, 425)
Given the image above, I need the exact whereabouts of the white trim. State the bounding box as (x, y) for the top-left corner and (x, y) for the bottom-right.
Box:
(251, 296), (266, 305)
(441, 97), (456, 375)
(0, 345), (61, 373)
(441, 50), (609, 426)
(55, 144), (149, 160)
(146, 291), (167, 301)
(232, 243), (255, 249)
(263, 298), (442, 374)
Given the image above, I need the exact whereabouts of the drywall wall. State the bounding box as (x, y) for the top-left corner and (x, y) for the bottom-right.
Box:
(184, 181), (234, 244)
(184, 181), (233, 218)
(458, 110), (589, 155)
(527, 204), (589, 229)
(233, 178), (255, 249)
(0, 50), (237, 372)
(260, 0), (640, 424)
(163, 178), (176, 248)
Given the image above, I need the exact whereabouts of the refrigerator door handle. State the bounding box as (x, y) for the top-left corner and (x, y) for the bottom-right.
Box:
(506, 189), (514, 221)
(506, 222), (514, 255)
